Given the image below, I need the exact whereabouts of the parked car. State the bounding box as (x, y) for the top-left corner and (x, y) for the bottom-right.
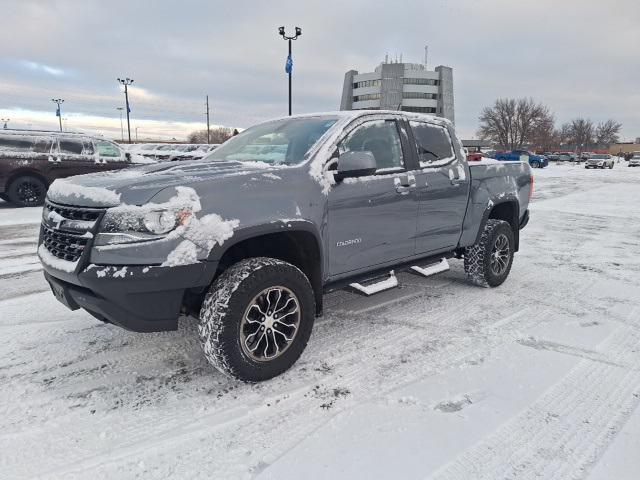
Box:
(580, 152), (594, 161)
(131, 143), (219, 162)
(39, 110), (532, 382)
(629, 154), (640, 167)
(585, 154), (615, 169)
(544, 152), (560, 161)
(494, 150), (548, 168)
(466, 151), (483, 162)
(0, 130), (136, 207)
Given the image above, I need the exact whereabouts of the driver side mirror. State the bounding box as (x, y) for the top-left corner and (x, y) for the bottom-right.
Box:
(124, 152), (131, 162)
(335, 151), (377, 181)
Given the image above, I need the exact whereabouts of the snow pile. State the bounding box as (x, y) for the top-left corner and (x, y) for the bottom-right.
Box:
(37, 244), (78, 273)
(48, 179), (121, 206)
(162, 213), (239, 267)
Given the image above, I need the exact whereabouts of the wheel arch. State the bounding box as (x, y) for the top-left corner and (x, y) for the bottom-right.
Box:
(6, 168), (50, 192)
(208, 223), (324, 315)
(475, 199), (520, 251)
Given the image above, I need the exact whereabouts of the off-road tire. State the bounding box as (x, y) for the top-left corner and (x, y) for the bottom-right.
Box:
(464, 219), (515, 288)
(7, 175), (47, 207)
(199, 257), (315, 382)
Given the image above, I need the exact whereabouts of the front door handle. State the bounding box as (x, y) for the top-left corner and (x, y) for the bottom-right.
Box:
(395, 174), (416, 194)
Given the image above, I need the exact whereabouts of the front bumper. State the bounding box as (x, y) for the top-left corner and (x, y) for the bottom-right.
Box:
(42, 261), (217, 332)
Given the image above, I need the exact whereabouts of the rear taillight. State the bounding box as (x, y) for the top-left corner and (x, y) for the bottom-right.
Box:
(529, 175), (534, 200)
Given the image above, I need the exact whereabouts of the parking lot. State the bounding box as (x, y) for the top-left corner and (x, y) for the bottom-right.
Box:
(1, 163), (639, 479)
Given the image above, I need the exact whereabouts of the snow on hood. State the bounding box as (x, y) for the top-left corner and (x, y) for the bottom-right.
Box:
(45, 159), (281, 207)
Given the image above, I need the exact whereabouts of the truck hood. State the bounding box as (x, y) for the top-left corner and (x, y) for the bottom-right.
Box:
(46, 159), (281, 207)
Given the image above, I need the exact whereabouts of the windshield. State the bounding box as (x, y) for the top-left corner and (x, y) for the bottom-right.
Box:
(203, 116), (339, 165)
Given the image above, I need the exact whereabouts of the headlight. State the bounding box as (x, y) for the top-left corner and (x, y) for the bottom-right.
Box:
(95, 207), (193, 246)
(143, 210), (181, 234)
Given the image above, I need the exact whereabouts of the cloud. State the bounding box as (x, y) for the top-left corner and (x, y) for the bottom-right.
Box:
(21, 60), (66, 77)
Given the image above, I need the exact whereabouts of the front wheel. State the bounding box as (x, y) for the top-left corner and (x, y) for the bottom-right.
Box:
(6, 175), (47, 207)
(199, 257), (315, 382)
(464, 219), (515, 287)
(530, 161), (540, 168)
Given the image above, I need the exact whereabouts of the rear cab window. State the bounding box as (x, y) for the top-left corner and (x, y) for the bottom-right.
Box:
(409, 121), (456, 167)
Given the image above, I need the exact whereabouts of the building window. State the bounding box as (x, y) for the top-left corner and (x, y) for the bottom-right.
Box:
(402, 78), (439, 86)
(353, 79), (381, 89)
(353, 93), (381, 102)
(401, 106), (437, 114)
(402, 92), (438, 100)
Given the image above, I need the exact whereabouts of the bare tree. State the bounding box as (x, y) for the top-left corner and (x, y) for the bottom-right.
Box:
(187, 127), (234, 144)
(595, 119), (622, 147)
(530, 114), (557, 151)
(562, 118), (595, 151)
(478, 98), (553, 150)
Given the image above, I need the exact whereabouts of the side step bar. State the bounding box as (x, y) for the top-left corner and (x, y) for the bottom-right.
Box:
(410, 258), (450, 277)
(350, 270), (398, 296)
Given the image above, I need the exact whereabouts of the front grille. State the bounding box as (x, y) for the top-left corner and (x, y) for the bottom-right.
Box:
(44, 202), (102, 222)
(42, 225), (90, 262)
(41, 201), (104, 263)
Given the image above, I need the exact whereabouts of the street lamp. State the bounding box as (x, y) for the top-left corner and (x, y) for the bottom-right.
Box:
(51, 99), (64, 131)
(116, 107), (125, 142)
(1, 118), (9, 129)
(117, 77), (134, 143)
(278, 26), (302, 116)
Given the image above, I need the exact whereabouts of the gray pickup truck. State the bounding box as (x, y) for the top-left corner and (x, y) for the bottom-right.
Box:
(38, 111), (532, 382)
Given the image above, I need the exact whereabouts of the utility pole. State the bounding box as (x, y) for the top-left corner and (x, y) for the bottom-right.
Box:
(51, 98), (64, 131)
(1, 118), (9, 129)
(117, 77), (134, 143)
(278, 26), (302, 116)
(116, 107), (124, 142)
(205, 95), (211, 144)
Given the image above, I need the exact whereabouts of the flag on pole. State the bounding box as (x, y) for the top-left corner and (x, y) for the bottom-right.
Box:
(127, 105), (131, 114)
(55, 106), (60, 117)
(285, 54), (293, 74)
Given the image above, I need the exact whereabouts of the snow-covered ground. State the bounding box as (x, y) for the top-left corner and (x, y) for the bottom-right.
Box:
(1, 161), (639, 479)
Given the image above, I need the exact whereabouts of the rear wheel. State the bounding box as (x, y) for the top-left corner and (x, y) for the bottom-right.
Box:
(464, 219), (515, 288)
(199, 257), (315, 382)
(6, 176), (47, 207)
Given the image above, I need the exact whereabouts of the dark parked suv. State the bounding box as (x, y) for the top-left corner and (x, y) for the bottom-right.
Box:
(0, 130), (133, 207)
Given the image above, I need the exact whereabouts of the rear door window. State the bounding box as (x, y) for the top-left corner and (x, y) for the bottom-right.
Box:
(59, 138), (94, 156)
(409, 121), (456, 167)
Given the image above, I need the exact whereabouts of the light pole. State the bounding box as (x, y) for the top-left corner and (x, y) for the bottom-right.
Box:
(278, 26), (302, 116)
(116, 107), (125, 142)
(1, 118), (9, 129)
(51, 98), (64, 131)
(117, 77), (134, 143)
(135, 127), (139, 142)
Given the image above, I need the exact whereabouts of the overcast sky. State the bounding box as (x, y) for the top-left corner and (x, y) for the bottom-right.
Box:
(1, 0), (638, 141)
